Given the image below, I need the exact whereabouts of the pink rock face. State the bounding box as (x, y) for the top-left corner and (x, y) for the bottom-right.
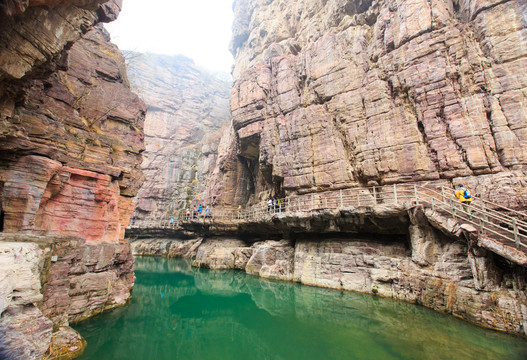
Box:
(0, 24), (145, 240)
(3, 155), (130, 243)
(209, 0), (527, 209)
(35, 167), (121, 243)
(0, 0), (137, 356)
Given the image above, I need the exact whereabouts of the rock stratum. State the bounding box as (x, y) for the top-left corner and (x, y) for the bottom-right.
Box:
(0, 1), (144, 358)
(125, 54), (231, 225)
(205, 0), (527, 209)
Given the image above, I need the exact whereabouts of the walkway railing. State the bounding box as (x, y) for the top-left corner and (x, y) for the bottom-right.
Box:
(127, 184), (527, 251)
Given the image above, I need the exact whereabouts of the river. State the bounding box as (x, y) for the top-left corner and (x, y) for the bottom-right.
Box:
(74, 256), (527, 360)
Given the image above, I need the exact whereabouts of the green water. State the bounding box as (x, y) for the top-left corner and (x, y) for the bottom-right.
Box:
(74, 256), (527, 360)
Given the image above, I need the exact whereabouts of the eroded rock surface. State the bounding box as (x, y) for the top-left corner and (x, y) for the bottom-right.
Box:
(131, 238), (203, 259)
(0, 242), (51, 360)
(207, 0), (527, 209)
(0, 1), (143, 358)
(1, 24), (145, 241)
(125, 53), (231, 225)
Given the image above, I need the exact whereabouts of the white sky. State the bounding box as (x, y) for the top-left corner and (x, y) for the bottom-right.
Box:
(105, 0), (235, 74)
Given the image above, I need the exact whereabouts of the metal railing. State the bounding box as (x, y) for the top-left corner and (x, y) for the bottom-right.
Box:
(128, 184), (527, 251)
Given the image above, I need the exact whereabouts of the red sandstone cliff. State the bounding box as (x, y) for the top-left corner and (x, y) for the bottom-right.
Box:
(124, 53), (231, 224)
(207, 0), (527, 209)
(0, 1), (144, 358)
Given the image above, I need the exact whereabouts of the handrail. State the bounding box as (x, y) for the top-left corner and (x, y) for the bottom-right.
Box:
(128, 183), (527, 251)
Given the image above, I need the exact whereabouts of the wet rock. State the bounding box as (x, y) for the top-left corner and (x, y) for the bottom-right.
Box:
(245, 240), (294, 281)
(193, 238), (249, 270)
(47, 326), (87, 360)
(131, 238), (204, 259)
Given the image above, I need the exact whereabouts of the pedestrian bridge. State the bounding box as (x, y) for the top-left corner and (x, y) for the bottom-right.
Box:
(128, 184), (527, 258)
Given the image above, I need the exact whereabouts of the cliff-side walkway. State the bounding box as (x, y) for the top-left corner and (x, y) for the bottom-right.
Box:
(128, 184), (527, 263)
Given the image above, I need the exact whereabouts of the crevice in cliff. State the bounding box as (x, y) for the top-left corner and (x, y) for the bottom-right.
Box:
(494, 95), (523, 168)
(331, 114), (358, 184)
(343, 0), (373, 16)
(469, 0), (510, 22)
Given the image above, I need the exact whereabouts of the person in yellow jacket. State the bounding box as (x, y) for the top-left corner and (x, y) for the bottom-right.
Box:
(454, 184), (473, 217)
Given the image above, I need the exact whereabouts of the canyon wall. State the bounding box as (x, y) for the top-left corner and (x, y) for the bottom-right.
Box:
(207, 0), (527, 209)
(125, 54), (231, 224)
(0, 1), (144, 358)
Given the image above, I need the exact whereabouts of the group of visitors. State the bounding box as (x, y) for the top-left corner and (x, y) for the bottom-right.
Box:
(179, 184), (473, 222)
(267, 196), (281, 213)
(184, 204), (211, 219)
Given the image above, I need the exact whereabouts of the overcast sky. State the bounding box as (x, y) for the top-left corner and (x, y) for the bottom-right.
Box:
(105, 0), (235, 74)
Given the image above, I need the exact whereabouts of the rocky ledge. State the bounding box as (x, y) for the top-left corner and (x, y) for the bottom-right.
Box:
(133, 205), (527, 336)
(0, 232), (134, 359)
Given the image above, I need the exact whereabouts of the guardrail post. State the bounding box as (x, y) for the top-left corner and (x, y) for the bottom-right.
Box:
(373, 186), (377, 204)
(480, 202), (486, 235)
(414, 184), (417, 204)
(431, 198), (435, 211)
(311, 193), (314, 211)
(451, 200), (456, 219)
(340, 189), (343, 208)
(513, 219), (520, 248)
(357, 193), (360, 207)
(393, 184), (397, 204)
(441, 187), (445, 202)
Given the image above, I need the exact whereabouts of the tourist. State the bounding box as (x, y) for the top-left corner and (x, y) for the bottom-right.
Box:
(277, 198), (281, 213)
(237, 204), (242, 219)
(205, 205), (210, 218)
(193, 205), (197, 218)
(273, 197), (277, 213)
(454, 184), (473, 218)
(267, 198), (273, 212)
(185, 208), (190, 219)
(198, 204), (203, 218)
(170, 218), (174, 225)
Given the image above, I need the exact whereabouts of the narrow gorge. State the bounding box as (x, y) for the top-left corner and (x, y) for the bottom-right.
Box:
(133, 0), (527, 339)
(0, 0), (526, 359)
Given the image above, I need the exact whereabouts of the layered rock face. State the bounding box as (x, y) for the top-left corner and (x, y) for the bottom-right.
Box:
(0, 1), (144, 358)
(125, 54), (231, 224)
(0, 4), (144, 242)
(207, 0), (527, 208)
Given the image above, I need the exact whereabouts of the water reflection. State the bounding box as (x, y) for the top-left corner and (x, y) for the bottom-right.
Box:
(75, 257), (527, 360)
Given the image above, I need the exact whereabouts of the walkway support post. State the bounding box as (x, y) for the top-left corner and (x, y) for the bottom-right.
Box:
(393, 184), (397, 204)
(514, 219), (520, 248)
(373, 186), (377, 204)
(340, 190), (343, 208)
(414, 184), (417, 204)
(481, 202), (486, 235)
